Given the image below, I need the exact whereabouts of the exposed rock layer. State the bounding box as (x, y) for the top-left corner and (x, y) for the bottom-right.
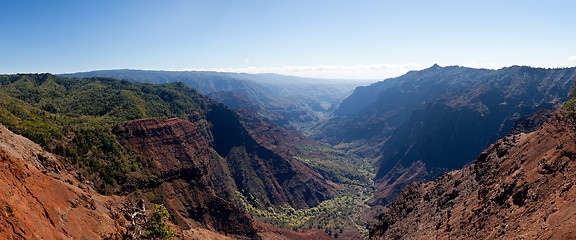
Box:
(370, 111), (576, 239)
(0, 124), (127, 239)
(122, 118), (260, 237)
(120, 116), (337, 238)
(0, 116), (335, 239)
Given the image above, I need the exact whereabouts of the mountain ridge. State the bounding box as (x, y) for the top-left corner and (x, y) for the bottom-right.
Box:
(315, 65), (576, 207)
(60, 69), (368, 132)
(370, 109), (576, 239)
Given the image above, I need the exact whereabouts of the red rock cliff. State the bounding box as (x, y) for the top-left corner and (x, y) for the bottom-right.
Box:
(0, 124), (127, 239)
(122, 118), (260, 237)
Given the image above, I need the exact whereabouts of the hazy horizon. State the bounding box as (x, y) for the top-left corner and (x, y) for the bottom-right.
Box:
(2, 1), (575, 79)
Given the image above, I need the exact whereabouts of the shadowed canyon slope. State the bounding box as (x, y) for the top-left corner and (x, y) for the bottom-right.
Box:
(370, 111), (576, 239)
(316, 65), (576, 206)
(119, 118), (260, 236)
(119, 117), (340, 239)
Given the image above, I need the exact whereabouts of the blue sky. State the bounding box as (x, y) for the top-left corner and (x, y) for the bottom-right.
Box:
(1, 0), (575, 79)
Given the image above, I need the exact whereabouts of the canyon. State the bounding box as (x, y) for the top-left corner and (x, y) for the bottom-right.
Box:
(2, 65), (576, 239)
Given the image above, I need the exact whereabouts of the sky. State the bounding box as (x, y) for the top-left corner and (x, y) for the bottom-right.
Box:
(1, 0), (575, 79)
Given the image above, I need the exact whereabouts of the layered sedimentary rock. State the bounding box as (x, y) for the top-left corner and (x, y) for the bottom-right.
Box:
(120, 116), (337, 238)
(121, 118), (260, 237)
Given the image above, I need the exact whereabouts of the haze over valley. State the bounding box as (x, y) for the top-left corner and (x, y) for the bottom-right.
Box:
(2, 1), (576, 239)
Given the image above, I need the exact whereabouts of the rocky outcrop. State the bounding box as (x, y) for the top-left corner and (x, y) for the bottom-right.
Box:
(0, 124), (127, 239)
(370, 111), (576, 239)
(120, 118), (260, 237)
(118, 114), (337, 238)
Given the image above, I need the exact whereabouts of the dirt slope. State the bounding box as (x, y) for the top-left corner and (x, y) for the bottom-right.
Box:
(370, 111), (576, 239)
(0, 124), (127, 239)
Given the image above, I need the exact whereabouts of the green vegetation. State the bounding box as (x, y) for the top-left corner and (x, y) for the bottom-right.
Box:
(144, 204), (177, 240)
(565, 78), (576, 117)
(237, 185), (372, 237)
(0, 73), (377, 236)
(294, 145), (374, 187)
(237, 144), (375, 237)
(0, 74), (207, 191)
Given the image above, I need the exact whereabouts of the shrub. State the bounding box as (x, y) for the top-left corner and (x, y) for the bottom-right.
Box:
(144, 204), (177, 240)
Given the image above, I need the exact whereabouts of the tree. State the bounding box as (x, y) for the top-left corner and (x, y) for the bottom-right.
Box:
(565, 78), (576, 117)
(144, 204), (176, 240)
